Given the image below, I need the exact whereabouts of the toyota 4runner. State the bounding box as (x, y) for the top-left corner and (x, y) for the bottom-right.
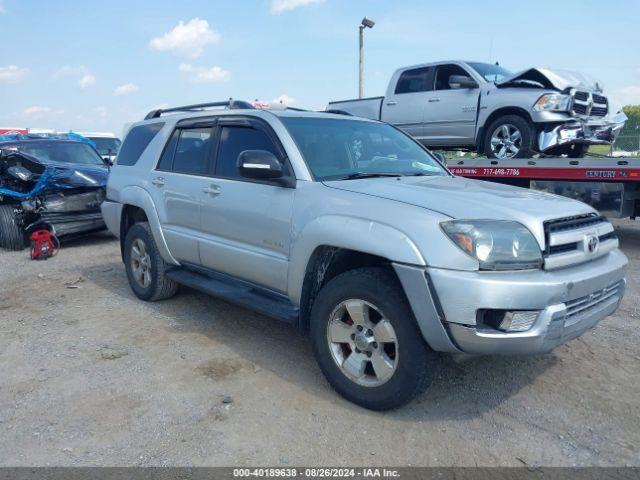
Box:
(102, 100), (627, 410)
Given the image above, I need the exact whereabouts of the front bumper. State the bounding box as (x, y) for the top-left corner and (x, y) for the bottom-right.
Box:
(538, 117), (626, 152)
(395, 249), (627, 355)
(100, 199), (123, 238)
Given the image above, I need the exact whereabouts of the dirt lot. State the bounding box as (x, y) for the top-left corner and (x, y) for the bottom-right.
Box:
(0, 220), (639, 467)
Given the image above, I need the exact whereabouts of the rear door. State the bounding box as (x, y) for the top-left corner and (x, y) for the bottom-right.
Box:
(149, 123), (215, 264)
(381, 66), (432, 140)
(198, 117), (295, 292)
(422, 63), (480, 146)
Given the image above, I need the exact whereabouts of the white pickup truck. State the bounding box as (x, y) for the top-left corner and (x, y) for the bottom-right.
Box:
(327, 61), (626, 159)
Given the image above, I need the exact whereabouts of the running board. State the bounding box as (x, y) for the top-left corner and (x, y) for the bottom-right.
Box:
(166, 268), (299, 325)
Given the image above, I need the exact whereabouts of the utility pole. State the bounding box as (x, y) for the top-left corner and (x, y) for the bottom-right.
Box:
(359, 17), (375, 99)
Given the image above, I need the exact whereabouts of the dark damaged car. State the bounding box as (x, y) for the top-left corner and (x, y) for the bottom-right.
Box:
(0, 134), (108, 250)
(328, 61), (627, 159)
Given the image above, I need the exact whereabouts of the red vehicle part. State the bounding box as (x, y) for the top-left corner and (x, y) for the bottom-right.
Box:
(29, 229), (59, 260)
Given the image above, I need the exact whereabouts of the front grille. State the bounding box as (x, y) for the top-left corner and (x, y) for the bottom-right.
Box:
(545, 213), (605, 236)
(574, 91), (589, 101)
(565, 281), (623, 318)
(571, 91), (608, 118)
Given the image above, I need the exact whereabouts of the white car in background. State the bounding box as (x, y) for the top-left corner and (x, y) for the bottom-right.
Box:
(77, 131), (122, 164)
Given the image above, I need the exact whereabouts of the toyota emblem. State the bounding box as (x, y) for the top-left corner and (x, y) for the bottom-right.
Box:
(587, 235), (599, 253)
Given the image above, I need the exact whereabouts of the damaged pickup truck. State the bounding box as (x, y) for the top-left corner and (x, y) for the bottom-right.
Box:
(0, 134), (108, 250)
(328, 61), (627, 159)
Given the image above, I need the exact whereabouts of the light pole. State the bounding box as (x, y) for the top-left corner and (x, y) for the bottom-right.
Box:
(359, 16), (375, 99)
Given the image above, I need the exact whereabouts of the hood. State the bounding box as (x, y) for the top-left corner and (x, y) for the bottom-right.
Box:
(324, 175), (595, 247)
(0, 149), (107, 199)
(496, 67), (602, 92)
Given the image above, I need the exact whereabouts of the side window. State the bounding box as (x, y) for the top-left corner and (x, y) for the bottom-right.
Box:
(116, 122), (164, 166)
(394, 67), (431, 94)
(434, 64), (472, 90)
(157, 129), (179, 171)
(172, 128), (212, 175)
(215, 126), (280, 180)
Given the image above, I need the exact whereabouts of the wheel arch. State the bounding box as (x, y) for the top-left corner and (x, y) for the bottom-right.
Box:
(477, 107), (534, 152)
(117, 186), (179, 265)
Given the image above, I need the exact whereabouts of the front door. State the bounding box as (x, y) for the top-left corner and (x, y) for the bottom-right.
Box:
(422, 64), (480, 146)
(199, 118), (295, 293)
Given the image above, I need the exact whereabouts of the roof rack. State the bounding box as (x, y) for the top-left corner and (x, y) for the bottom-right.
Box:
(144, 99), (255, 120)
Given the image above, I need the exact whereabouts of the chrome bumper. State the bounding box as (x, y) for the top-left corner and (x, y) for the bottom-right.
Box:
(400, 250), (627, 355)
(538, 116), (626, 151)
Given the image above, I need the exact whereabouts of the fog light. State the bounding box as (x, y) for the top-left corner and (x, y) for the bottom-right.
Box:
(498, 311), (539, 332)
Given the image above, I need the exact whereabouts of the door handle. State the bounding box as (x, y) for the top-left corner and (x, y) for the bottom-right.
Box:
(151, 177), (165, 187)
(203, 185), (221, 197)
(386, 101), (398, 106)
(428, 98), (440, 103)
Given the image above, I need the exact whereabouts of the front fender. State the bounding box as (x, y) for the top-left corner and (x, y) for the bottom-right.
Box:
(118, 185), (179, 266)
(287, 215), (425, 304)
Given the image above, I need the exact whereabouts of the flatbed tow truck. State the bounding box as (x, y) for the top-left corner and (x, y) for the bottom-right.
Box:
(445, 157), (640, 219)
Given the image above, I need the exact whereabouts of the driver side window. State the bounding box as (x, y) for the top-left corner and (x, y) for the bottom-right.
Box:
(433, 64), (472, 90)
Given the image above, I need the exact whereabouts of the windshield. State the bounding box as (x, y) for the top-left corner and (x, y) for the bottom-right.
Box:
(89, 137), (122, 156)
(281, 117), (447, 181)
(468, 62), (513, 82)
(16, 142), (106, 166)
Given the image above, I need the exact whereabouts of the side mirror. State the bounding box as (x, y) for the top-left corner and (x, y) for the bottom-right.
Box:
(238, 150), (284, 180)
(449, 75), (478, 89)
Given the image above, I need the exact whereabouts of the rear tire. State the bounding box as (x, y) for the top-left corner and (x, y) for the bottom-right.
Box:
(483, 114), (535, 159)
(310, 267), (437, 410)
(0, 204), (27, 251)
(124, 222), (179, 301)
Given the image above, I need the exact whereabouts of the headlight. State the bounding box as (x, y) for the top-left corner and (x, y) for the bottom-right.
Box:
(441, 220), (542, 270)
(533, 93), (571, 112)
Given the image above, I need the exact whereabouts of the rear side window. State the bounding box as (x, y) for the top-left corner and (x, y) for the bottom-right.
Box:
(116, 122), (164, 166)
(157, 129), (180, 171)
(172, 128), (212, 175)
(215, 126), (280, 180)
(394, 67), (431, 94)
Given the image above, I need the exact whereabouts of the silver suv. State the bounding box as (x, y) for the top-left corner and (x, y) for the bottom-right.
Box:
(102, 100), (627, 410)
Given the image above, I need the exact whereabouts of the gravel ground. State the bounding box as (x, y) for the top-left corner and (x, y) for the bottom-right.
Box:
(0, 220), (638, 467)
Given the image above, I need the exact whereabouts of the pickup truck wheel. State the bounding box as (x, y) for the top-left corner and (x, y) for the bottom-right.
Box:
(484, 115), (534, 159)
(310, 267), (437, 410)
(0, 204), (27, 251)
(124, 222), (179, 301)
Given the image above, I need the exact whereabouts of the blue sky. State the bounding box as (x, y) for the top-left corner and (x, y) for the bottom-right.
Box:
(1, 0), (639, 136)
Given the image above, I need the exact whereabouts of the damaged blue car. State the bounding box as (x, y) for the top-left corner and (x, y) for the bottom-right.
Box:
(0, 134), (108, 250)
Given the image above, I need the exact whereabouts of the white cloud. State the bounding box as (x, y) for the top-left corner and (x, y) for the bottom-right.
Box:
(94, 106), (108, 118)
(24, 106), (52, 116)
(610, 85), (640, 108)
(150, 18), (221, 59)
(114, 83), (139, 96)
(272, 94), (296, 105)
(179, 63), (230, 83)
(78, 74), (96, 89)
(0, 1), (5, 14)
(270, 0), (324, 14)
(0, 65), (29, 84)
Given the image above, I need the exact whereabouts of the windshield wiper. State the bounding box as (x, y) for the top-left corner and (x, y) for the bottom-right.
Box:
(340, 172), (404, 180)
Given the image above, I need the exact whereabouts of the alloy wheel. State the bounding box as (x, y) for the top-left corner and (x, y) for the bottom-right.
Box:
(326, 299), (399, 387)
(490, 123), (522, 159)
(130, 238), (152, 288)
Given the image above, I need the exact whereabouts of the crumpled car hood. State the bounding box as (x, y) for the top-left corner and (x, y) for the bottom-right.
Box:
(0, 150), (108, 199)
(324, 175), (595, 247)
(496, 67), (602, 92)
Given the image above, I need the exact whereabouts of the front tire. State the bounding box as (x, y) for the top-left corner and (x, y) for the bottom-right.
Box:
(124, 222), (179, 301)
(483, 114), (535, 159)
(0, 204), (27, 251)
(310, 267), (437, 410)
